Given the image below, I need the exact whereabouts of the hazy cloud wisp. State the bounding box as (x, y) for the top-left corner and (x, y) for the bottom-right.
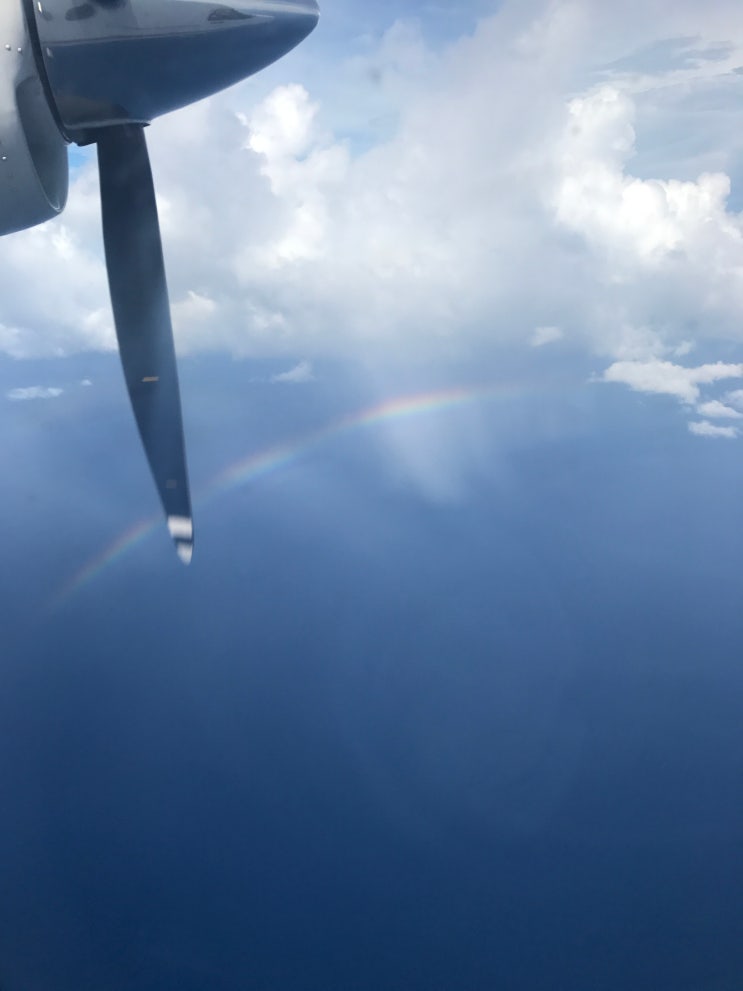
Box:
(6, 386), (64, 401)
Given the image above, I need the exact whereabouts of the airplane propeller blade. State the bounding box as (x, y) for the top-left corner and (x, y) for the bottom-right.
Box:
(9, 0), (319, 559)
(96, 124), (193, 564)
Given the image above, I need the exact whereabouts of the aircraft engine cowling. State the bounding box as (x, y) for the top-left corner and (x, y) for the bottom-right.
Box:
(25, 0), (319, 142)
(0, 1), (68, 235)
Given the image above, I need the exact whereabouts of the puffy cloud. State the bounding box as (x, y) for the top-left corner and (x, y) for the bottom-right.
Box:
(601, 359), (743, 436)
(725, 388), (743, 409)
(7, 386), (63, 401)
(601, 359), (743, 403)
(3, 0), (743, 368)
(555, 86), (737, 263)
(695, 399), (743, 419)
(688, 420), (738, 438)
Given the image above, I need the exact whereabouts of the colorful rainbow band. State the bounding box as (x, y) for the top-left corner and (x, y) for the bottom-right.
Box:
(51, 382), (523, 606)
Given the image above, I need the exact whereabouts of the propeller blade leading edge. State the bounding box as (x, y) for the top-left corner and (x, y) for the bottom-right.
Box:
(96, 124), (193, 564)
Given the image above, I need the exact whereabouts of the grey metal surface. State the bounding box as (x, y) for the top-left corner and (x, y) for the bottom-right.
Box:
(0, 0), (67, 234)
(29, 0), (319, 139)
(97, 124), (193, 562)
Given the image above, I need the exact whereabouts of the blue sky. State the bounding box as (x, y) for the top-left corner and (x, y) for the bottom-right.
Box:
(0, 1), (742, 989)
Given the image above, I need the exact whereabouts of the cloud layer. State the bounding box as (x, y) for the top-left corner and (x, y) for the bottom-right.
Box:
(2, 0), (743, 406)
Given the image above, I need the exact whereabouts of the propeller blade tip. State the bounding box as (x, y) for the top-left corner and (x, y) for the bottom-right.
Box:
(168, 515), (194, 566)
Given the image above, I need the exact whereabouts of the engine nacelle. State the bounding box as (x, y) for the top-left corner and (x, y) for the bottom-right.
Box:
(0, 0), (68, 235)
(27, 0), (319, 142)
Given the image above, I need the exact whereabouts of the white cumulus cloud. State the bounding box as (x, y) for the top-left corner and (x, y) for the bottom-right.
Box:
(3, 0), (743, 372)
(601, 360), (743, 404)
(695, 399), (743, 419)
(725, 388), (743, 409)
(688, 420), (738, 438)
